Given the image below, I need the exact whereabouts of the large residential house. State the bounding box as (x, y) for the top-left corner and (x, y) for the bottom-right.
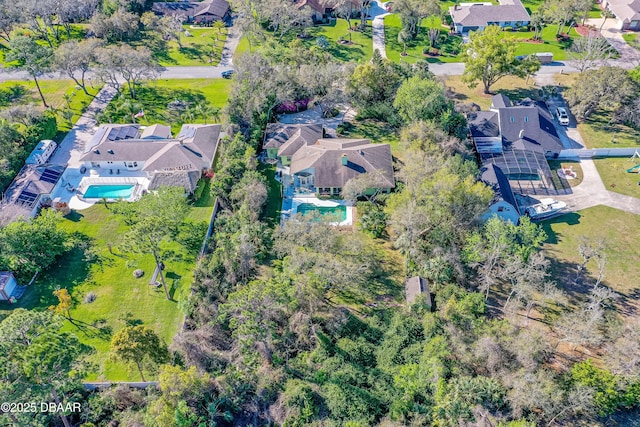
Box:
(468, 94), (564, 195)
(601, 0), (640, 30)
(80, 123), (221, 193)
(449, 0), (531, 34)
(152, 0), (231, 24)
(263, 123), (394, 196)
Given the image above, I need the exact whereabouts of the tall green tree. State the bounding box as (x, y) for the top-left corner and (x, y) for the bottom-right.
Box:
(120, 187), (190, 300)
(110, 325), (169, 381)
(5, 36), (53, 108)
(0, 309), (90, 427)
(461, 25), (540, 94)
(393, 76), (449, 123)
(0, 209), (68, 280)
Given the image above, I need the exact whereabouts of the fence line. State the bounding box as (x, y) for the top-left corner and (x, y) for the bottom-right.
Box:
(558, 148), (640, 159)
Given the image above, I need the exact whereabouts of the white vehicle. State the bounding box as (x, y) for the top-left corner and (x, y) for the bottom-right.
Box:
(525, 198), (567, 220)
(556, 107), (570, 126)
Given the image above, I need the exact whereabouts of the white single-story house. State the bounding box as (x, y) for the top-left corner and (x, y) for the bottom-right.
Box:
(0, 272), (18, 301)
(449, 0), (531, 34)
(79, 123), (221, 194)
(25, 140), (57, 165)
(601, 0), (640, 31)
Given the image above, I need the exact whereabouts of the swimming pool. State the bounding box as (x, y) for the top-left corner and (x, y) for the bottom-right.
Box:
(296, 203), (347, 221)
(83, 184), (135, 199)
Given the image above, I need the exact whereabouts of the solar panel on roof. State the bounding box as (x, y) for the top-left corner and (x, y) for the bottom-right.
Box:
(41, 168), (62, 184)
(17, 191), (37, 205)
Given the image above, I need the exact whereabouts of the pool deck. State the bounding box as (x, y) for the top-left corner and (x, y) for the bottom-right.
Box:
(51, 168), (149, 210)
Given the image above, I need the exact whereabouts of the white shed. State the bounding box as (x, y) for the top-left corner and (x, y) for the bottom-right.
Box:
(0, 272), (18, 301)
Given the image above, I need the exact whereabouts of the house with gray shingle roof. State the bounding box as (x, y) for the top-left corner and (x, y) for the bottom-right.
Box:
(468, 94), (563, 196)
(79, 123), (221, 193)
(289, 138), (394, 196)
(602, 0), (640, 30)
(449, 0), (530, 34)
(152, 0), (230, 24)
(263, 123), (324, 165)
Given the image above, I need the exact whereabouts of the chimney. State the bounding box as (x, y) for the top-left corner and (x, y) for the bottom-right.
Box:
(518, 129), (525, 139)
(341, 153), (348, 166)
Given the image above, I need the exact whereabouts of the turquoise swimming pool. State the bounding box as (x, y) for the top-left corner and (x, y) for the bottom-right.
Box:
(83, 184), (134, 199)
(296, 203), (347, 221)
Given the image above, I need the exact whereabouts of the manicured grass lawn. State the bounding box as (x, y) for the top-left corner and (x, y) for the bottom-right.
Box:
(154, 25), (227, 66)
(541, 206), (640, 314)
(622, 33), (640, 50)
(577, 110), (640, 149)
(258, 163), (283, 226)
(445, 75), (539, 110)
(0, 203), (210, 380)
(385, 10), (578, 63)
(306, 19), (373, 62)
(594, 157), (640, 198)
(236, 19), (373, 63)
(548, 160), (584, 188)
(385, 14), (462, 64)
(0, 79), (97, 136)
(99, 78), (231, 134)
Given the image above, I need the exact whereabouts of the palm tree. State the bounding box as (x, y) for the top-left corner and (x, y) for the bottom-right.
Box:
(600, 9), (615, 31)
(213, 20), (226, 40)
(398, 29), (410, 56)
(195, 103), (220, 124)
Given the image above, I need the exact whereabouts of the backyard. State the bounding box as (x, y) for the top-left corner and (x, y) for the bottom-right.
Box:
(542, 206), (640, 318)
(0, 80), (97, 136)
(99, 78), (231, 134)
(594, 157), (640, 198)
(0, 199), (213, 381)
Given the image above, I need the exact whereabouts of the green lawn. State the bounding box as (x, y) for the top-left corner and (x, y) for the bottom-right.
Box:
(385, 11), (578, 63)
(236, 19), (373, 63)
(594, 157), (640, 198)
(258, 163), (283, 226)
(548, 160), (584, 188)
(150, 25), (227, 66)
(0, 203), (211, 381)
(99, 78), (231, 134)
(0, 79), (97, 136)
(623, 33), (640, 51)
(577, 110), (640, 149)
(542, 206), (640, 314)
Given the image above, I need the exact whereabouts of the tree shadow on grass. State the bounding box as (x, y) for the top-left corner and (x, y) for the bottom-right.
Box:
(0, 84), (30, 107)
(166, 272), (182, 301)
(178, 44), (208, 62)
(68, 317), (113, 341)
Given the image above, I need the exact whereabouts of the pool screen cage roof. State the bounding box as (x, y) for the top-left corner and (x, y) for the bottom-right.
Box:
(481, 149), (557, 196)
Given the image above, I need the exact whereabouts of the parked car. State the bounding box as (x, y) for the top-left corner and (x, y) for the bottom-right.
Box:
(221, 70), (235, 79)
(556, 107), (570, 126)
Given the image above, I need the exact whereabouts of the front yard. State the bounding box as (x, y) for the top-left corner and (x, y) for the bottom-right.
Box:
(0, 79), (97, 137)
(0, 201), (212, 381)
(99, 78), (231, 134)
(445, 75), (539, 110)
(152, 24), (228, 66)
(236, 18), (373, 63)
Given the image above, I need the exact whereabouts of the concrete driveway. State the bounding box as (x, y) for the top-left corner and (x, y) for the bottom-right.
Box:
(585, 17), (640, 65)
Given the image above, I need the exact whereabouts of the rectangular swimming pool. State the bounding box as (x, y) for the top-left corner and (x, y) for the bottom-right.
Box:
(83, 184), (135, 199)
(296, 203), (347, 221)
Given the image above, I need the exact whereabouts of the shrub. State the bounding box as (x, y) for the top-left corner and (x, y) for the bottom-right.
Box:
(85, 292), (97, 303)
